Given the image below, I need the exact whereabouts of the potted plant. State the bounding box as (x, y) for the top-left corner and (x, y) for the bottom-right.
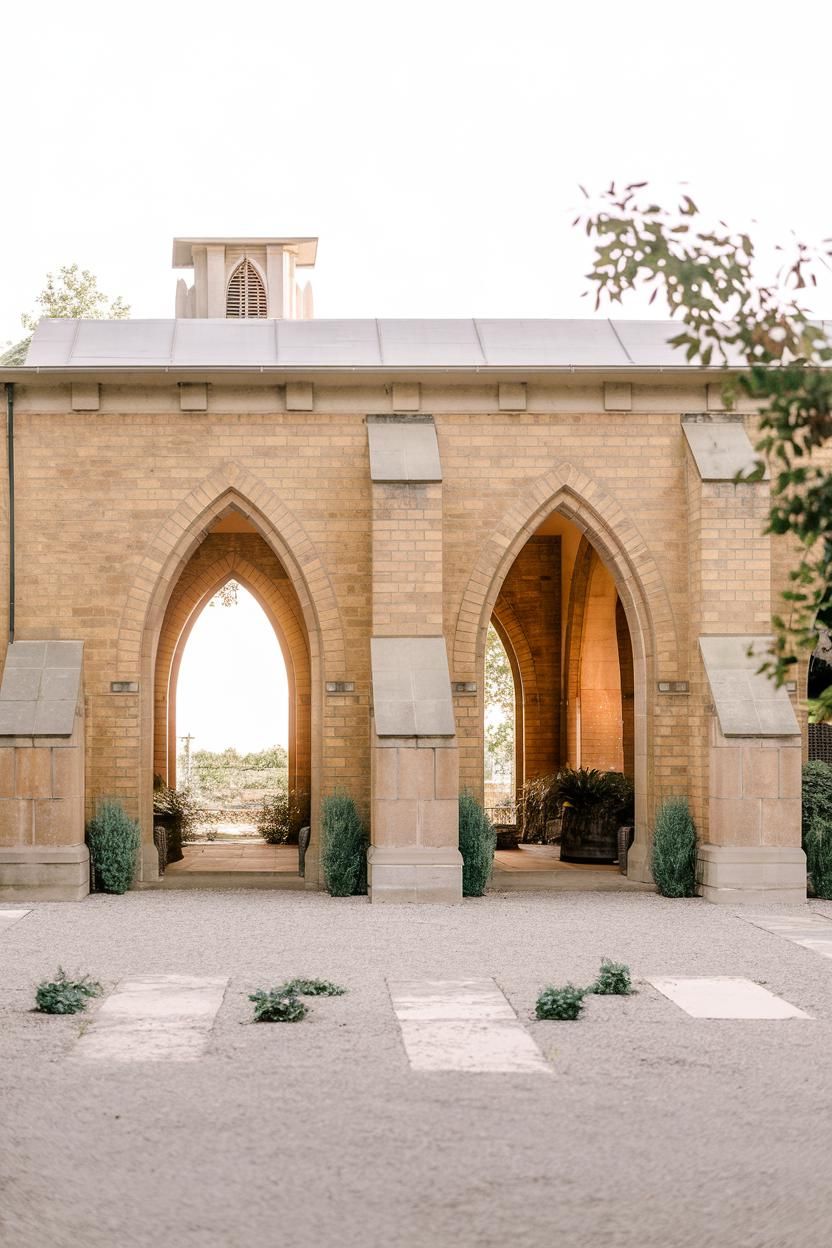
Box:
(556, 768), (633, 864)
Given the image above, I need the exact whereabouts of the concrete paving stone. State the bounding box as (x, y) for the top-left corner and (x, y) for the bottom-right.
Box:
(389, 977), (551, 1072)
(73, 975), (228, 1063)
(0, 908), (30, 932)
(745, 911), (832, 960)
(647, 976), (811, 1019)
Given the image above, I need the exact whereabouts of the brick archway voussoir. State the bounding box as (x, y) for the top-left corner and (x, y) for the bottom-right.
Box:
(452, 464), (678, 678)
(116, 462), (345, 676)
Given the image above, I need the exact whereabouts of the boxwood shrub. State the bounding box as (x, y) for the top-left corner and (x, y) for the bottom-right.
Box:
(86, 800), (141, 894)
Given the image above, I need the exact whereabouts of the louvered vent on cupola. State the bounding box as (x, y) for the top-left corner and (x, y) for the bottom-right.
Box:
(226, 260), (267, 318)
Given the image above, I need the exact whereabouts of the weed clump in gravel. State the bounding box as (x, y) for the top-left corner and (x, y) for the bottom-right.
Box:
(249, 989), (308, 1023)
(590, 959), (633, 995)
(35, 969), (103, 1015)
(535, 984), (586, 1021)
(651, 797), (697, 897)
(281, 978), (346, 997)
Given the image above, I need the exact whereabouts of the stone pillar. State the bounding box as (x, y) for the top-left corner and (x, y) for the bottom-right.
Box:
(266, 245), (293, 319)
(365, 416), (462, 902)
(683, 416), (805, 903)
(0, 642), (88, 900)
(697, 636), (804, 903)
(370, 733), (460, 902)
(192, 246), (208, 318)
(205, 244), (227, 317)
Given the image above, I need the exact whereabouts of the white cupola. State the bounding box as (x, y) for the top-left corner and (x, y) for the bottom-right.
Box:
(172, 237), (317, 320)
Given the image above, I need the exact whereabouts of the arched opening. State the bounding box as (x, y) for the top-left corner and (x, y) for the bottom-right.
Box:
(152, 507), (312, 879)
(484, 623), (517, 821)
(226, 259), (267, 318)
(480, 508), (639, 877)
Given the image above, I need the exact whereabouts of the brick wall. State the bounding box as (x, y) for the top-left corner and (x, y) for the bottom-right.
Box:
(0, 378), (803, 875)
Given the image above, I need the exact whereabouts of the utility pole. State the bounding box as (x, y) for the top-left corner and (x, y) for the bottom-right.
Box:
(180, 734), (194, 789)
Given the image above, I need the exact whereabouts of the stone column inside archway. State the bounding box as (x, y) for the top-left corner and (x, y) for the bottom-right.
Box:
(366, 416), (462, 903)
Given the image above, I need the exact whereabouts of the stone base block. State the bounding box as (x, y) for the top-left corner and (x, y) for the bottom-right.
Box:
(141, 839), (162, 882)
(367, 845), (463, 903)
(696, 843), (806, 905)
(625, 838), (653, 885)
(0, 844), (90, 901)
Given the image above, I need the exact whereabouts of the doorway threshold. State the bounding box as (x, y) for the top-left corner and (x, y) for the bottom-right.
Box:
(144, 842), (308, 889)
(491, 845), (652, 891)
(144, 872), (308, 891)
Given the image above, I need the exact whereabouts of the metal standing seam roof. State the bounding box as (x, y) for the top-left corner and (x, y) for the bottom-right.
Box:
(19, 316), (789, 372)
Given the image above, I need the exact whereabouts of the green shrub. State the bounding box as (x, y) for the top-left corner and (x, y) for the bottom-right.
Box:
(651, 797), (697, 897)
(555, 766), (617, 813)
(249, 989), (307, 1023)
(519, 774), (558, 842)
(321, 792), (368, 896)
(35, 968), (102, 1015)
(535, 984), (586, 1021)
(590, 958), (633, 995)
(256, 789), (309, 845)
(86, 800), (141, 894)
(803, 761), (832, 898)
(603, 772), (635, 825)
(280, 978), (346, 997)
(459, 792), (496, 896)
(152, 782), (203, 844)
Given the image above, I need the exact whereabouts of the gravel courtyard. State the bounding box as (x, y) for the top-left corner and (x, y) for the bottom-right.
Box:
(2, 888), (832, 1248)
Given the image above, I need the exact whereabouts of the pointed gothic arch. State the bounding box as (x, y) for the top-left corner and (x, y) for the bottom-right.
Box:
(116, 463), (343, 882)
(226, 259), (267, 317)
(153, 547), (311, 803)
(453, 462), (679, 880)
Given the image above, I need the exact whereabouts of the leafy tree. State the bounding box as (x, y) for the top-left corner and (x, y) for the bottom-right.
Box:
(578, 184), (832, 720)
(1, 264), (130, 365)
(209, 580), (239, 608)
(484, 624), (514, 782)
(180, 744), (289, 803)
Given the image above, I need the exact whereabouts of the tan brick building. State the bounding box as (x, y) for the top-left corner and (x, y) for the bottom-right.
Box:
(0, 237), (808, 903)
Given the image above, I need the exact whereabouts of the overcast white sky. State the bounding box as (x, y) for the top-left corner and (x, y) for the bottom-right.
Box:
(177, 589), (288, 756)
(3, 0), (832, 346)
(4, 0), (831, 757)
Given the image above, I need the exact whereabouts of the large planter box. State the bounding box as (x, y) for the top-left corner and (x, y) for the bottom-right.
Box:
(560, 808), (618, 864)
(493, 823), (520, 851)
